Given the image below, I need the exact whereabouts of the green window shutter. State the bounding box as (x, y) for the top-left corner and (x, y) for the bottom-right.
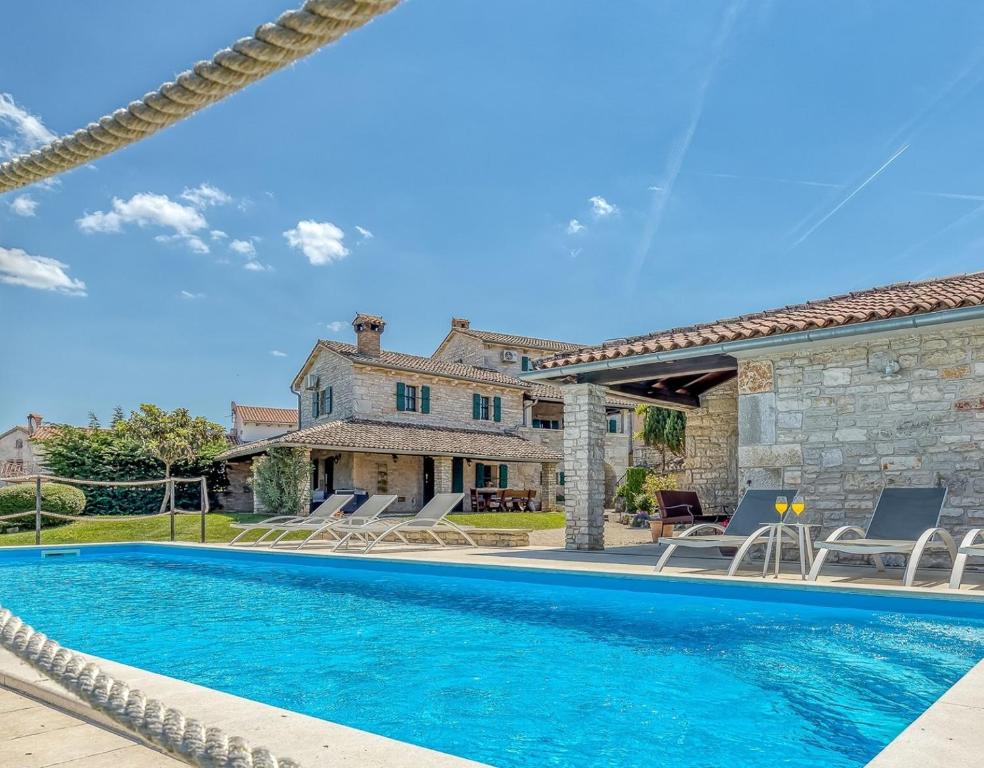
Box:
(493, 396), (502, 422)
(472, 393), (481, 420)
(521, 356), (530, 371)
(609, 418), (617, 433)
(559, 472), (566, 486)
(421, 385), (431, 414)
(327, 387), (333, 415)
(312, 393), (319, 419)
(475, 462), (484, 487)
(498, 464), (508, 488)
(396, 382), (406, 411)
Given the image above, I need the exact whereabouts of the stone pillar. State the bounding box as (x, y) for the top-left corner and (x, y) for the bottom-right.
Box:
(540, 462), (557, 510)
(562, 383), (607, 550)
(434, 456), (453, 494)
(297, 448), (312, 515)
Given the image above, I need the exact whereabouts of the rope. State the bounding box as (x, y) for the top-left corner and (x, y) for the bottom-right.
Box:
(0, 510), (209, 523)
(0, 0), (400, 193)
(1, 474), (206, 487)
(0, 607), (301, 767)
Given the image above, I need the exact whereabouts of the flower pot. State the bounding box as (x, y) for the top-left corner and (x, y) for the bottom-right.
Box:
(650, 520), (671, 542)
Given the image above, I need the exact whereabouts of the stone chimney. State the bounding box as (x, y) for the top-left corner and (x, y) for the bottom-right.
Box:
(27, 413), (43, 436)
(353, 313), (385, 356)
(451, 318), (470, 330)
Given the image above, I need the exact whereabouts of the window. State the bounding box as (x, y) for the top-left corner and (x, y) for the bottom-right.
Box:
(396, 382), (418, 412)
(474, 462), (507, 488)
(472, 394), (502, 421)
(319, 387), (333, 417)
(608, 418), (618, 433)
(521, 356), (531, 371)
(532, 419), (561, 430)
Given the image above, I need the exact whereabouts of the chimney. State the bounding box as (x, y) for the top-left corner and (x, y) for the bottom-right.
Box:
(353, 313), (385, 356)
(451, 318), (470, 330)
(27, 413), (43, 436)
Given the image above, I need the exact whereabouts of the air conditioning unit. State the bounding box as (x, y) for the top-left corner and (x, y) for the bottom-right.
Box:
(304, 374), (320, 390)
(501, 350), (518, 362)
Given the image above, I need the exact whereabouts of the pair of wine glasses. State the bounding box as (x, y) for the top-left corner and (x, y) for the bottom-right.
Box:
(774, 493), (805, 519)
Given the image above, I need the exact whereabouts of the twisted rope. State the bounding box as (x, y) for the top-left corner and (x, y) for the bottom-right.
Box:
(0, 0), (400, 193)
(1, 474), (205, 487)
(0, 606), (301, 767)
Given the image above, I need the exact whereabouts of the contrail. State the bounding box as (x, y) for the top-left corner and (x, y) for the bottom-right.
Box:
(790, 143), (909, 247)
(626, 0), (746, 289)
(701, 171), (841, 189)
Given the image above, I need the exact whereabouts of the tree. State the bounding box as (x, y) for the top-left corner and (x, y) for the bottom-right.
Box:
(110, 406), (126, 428)
(253, 447), (309, 516)
(635, 405), (686, 469)
(120, 404), (226, 479)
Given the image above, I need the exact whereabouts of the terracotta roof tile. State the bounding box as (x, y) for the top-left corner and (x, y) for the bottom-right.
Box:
(538, 271), (984, 369)
(233, 405), (298, 425)
(458, 329), (585, 353)
(216, 418), (562, 463)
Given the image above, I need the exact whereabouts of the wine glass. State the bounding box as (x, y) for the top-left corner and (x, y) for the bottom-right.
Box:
(791, 493), (806, 518)
(774, 495), (789, 520)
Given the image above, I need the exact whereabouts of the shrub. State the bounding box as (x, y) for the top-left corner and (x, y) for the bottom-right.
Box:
(635, 472), (679, 513)
(0, 482), (86, 517)
(615, 467), (649, 512)
(253, 447), (309, 516)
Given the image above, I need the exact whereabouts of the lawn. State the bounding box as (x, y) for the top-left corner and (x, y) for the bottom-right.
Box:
(0, 510), (565, 546)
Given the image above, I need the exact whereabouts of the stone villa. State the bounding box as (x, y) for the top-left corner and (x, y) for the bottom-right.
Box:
(218, 315), (638, 513)
(527, 270), (984, 550)
(0, 414), (56, 479)
(228, 403), (298, 445)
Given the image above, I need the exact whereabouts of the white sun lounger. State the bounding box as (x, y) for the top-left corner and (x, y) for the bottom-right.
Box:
(808, 486), (955, 587)
(654, 489), (800, 575)
(948, 529), (984, 589)
(228, 493), (353, 546)
(332, 493), (472, 553)
(272, 494), (398, 549)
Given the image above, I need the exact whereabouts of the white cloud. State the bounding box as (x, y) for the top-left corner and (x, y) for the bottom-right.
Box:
(179, 290), (205, 300)
(323, 320), (347, 333)
(589, 195), (617, 218)
(283, 220), (349, 265)
(0, 246), (86, 296)
(180, 183), (232, 209)
(567, 218), (585, 234)
(355, 225), (374, 240)
(9, 195), (37, 217)
(0, 93), (55, 160)
(229, 239), (256, 257)
(270, 350), (288, 357)
(244, 261), (272, 272)
(210, 230), (228, 241)
(156, 233), (209, 254)
(77, 192), (211, 254)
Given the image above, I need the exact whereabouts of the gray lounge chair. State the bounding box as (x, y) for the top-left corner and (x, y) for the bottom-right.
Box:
(228, 493), (353, 546)
(655, 489), (800, 574)
(276, 494), (398, 549)
(332, 493), (473, 553)
(949, 529), (984, 589)
(808, 487), (955, 587)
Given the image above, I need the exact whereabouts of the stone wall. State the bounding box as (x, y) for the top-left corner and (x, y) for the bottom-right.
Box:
(563, 383), (607, 549)
(299, 351), (357, 428)
(678, 378), (740, 511)
(736, 324), (984, 540)
(216, 459), (253, 512)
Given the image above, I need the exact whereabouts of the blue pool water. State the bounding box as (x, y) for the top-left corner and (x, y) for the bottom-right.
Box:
(1, 545), (983, 768)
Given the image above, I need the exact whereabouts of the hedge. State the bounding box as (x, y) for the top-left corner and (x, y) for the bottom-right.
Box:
(0, 482), (86, 518)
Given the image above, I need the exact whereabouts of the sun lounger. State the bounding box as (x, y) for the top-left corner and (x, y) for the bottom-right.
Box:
(277, 494), (398, 549)
(655, 489), (799, 574)
(808, 486), (954, 587)
(949, 529), (984, 589)
(228, 493), (353, 546)
(332, 493), (471, 553)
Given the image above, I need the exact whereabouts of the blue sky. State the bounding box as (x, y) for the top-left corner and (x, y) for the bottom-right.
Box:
(3, 0), (984, 430)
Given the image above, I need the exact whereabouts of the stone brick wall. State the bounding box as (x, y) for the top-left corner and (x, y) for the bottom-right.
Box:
(563, 383), (607, 549)
(678, 378), (740, 511)
(736, 324), (984, 539)
(299, 351), (357, 428)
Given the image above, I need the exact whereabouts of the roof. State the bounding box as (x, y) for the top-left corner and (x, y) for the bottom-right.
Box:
(453, 328), (585, 353)
(216, 418), (562, 463)
(306, 340), (529, 389)
(538, 271), (984, 369)
(233, 404), (298, 425)
(30, 425), (62, 441)
(526, 382), (638, 409)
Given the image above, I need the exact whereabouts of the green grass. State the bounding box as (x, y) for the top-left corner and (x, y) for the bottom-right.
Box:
(448, 512), (565, 530)
(0, 510), (566, 547)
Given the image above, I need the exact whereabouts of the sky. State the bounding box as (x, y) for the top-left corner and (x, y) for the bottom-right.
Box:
(3, 0), (984, 430)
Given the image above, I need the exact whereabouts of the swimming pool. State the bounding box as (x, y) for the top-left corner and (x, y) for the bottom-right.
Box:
(0, 544), (982, 768)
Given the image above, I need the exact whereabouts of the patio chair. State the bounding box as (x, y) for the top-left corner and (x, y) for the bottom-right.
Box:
(486, 489), (505, 512)
(654, 489), (799, 574)
(228, 493), (353, 546)
(807, 486), (955, 587)
(654, 490), (731, 529)
(469, 488), (485, 512)
(275, 494), (398, 550)
(332, 493), (472, 553)
(948, 529), (984, 589)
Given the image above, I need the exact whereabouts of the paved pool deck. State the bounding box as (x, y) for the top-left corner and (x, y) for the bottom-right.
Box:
(2, 539), (984, 768)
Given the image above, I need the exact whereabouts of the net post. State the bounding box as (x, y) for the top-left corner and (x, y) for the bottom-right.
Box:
(169, 479), (176, 542)
(34, 476), (42, 545)
(199, 477), (207, 543)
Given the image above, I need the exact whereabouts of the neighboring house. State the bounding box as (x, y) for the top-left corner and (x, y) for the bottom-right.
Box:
(229, 403), (298, 445)
(0, 414), (57, 479)
(217, 314), (638, 513)
(528, 270), (984, 551)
